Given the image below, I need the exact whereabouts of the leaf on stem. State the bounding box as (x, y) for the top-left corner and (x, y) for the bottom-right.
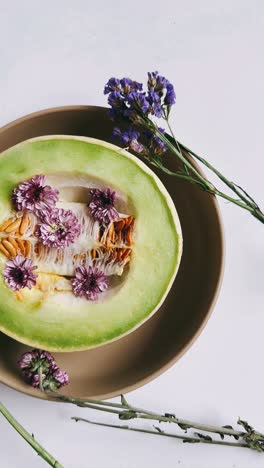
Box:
(194, 433), (213, 442)
(121, 395), (129, 408)
(164, 413), (176, 419)
(119, 411), (137, 420)
(183, 439), (200, 444)
(178, 423), (191, 432)
(237, 418), (253, 433)
(153, 426), (164, 434)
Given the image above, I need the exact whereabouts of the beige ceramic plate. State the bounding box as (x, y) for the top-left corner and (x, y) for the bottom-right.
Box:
(0, 106), (224, 399)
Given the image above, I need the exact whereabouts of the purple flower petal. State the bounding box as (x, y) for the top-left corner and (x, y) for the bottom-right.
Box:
(104, 77), (121, 94)
(127, 91), (150, 115)
(12, 175), (59, 215)
(147, 71), (176, 108)
(3, 255), (38, 291)
(113, 128), (145, 154)
(88, 188), (119, 225)
(164, 83), (176, 106)
(36, 208), (81, 249)
(71, 265), (109, 301)
(52, 367), (70, 386)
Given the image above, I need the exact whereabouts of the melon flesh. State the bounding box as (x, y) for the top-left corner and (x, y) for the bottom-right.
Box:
(0, 136), (182, 351)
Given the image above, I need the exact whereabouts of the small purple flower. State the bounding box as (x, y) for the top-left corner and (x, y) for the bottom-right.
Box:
(52, 368), (70, 386)
(164, 83), (176, 106)
(113, 127), (145, 153)
(12, 175), (59, 215)
(36, 208), (81, 249)
(18, 349), (69, 390)
(120, 78), (143, 95)
(147, 71), (169, 94)
(104, 77), (121, 94)
(89, 188), (119, 225)
(18, 349), (56, 374)
(107, 90), (123, 108)
(145, 127), (167, 156)
(113, 125), (166, 157)
(147, 90), (163, 118)
(147, 71), (176, 110)
(104, 77), (143, 97)
(127, 91), (150, 115)
(71, 265), (109, 301)
(3, 256), (38, 291)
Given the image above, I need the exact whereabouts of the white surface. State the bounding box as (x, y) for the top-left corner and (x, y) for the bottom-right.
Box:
(0, 1), (263, 467)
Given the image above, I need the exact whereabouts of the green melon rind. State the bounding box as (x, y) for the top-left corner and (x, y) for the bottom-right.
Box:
(0, 136), (182, 351)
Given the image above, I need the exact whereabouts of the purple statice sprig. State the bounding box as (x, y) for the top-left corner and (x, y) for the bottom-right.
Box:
(3, 255), (38, 291)
(88, 187), (119, 225)
(105, 71), (175, 161)
(104, 71), (176, 124)
(113, 128), (145, 154)
(36, 208), (81, 249)
(147, 71), (176, 110)
(105, 71), (264, 224)
(71, 265), (109, 301)
(12, 175), (59, 216)
(113, 126), (167, 158)
(18, 349), (69, 390)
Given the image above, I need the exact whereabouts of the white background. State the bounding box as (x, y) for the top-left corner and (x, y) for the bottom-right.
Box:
(0, 1), (264, 467)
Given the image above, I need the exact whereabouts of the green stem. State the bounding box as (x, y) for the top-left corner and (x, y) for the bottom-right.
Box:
(154, 127), (264, 223)
(154, 126), (214, 191)
(178, 141), (258, 207)
(0, 401), (63, 468)
(49, 392), (255, 441)
(72, 417), (249, 450)
(38, 366), (44, 392)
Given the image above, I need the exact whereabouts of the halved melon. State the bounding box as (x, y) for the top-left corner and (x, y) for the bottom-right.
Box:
(0, 136), (182, 351)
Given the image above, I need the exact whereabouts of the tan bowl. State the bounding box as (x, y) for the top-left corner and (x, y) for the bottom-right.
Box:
(0, 106), (224, 399)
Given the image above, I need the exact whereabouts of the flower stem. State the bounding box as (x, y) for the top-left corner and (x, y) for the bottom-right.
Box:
(0, 401), (63, 467)
(49, 392), (264, 452)
(154, 126), (264, 223)
(71, 417), (249, 450)
(154, 126), (215, 191)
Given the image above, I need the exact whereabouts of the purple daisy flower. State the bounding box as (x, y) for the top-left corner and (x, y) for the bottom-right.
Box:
(89, 188), (119, 225)
(36, 208), (81, 249)
(71, 265), (109, 301)
(3, 256), (38, 291)
(12, 175), (59, 215)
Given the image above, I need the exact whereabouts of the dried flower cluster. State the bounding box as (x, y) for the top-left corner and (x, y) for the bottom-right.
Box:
(104, 71), (174, 157)
(12, 175), (81, 249)
(17, 349), (69, 390)
(2, 176), (122, 300)
(105, 71), (264, 224)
